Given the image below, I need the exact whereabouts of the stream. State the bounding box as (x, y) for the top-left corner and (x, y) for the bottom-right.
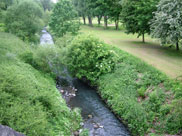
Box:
(40, 29), (130, 136)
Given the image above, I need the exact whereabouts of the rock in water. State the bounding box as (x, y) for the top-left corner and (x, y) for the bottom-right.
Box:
(0, 125), (25, 136)
(88, 114), (93, 119)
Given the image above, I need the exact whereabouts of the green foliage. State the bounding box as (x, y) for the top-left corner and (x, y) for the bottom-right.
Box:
(0, 0), (13, 10)
(0, 32), (82, 135)
(121, 0), (159, 42)
(67, 34), (118, 84)
(80, 129), (89, 136)
(20, 45), (62, 75)
(49, 0), (80, 37)
(98, 47), (182, 135)
(36, 0), (53, 11)
(55, 34), (74, 65)
(150, 0), (182, 50)
(0, 23), (5, 32)
(5, 0), (44, 42)
(137, 87), (146, 98)
(43, 10), (52, 26)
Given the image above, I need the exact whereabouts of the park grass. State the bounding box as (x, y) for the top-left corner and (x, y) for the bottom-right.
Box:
(0, 32), (82, 136)
(80, 25), (182, 79)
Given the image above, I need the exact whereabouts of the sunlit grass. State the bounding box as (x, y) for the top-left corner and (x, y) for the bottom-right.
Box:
(80, 25), (182, 79)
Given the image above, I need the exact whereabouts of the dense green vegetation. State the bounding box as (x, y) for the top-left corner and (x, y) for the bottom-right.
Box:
(49, 0), (80, 37)
(0, 32), (82, 135)
(5, 0), (43, 42)
(67, 35), (117, 84)
(64, 34), (182, 135)
(121, 0), (159, 42)
(150, 0), (182, 51)
(0, 0), (53, 43)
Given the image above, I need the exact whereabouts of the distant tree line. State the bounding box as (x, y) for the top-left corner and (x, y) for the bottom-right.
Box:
(72, 0), (182, 50)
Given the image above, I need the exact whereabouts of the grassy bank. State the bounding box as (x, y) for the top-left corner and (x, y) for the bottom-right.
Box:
(98, 47), (182, 135)
(0, 32), (82, 136)
(80, 25), (182, 78)
(66, 34), (182, 136)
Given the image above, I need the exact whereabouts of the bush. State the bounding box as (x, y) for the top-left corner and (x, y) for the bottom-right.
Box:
(21, 45), (61, 74)
(67, 34), (118, 84)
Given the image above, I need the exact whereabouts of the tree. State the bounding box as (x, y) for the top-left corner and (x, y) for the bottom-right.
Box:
(0, 0), (13, 10)
(96, 0), (111, 29)
(72, 0), (87, 25)
(108, 0), (122, 30)
(5, 0), (43, 42)
(150, 0), (182, 51)
(49, 0), (80, 37)
(121, 0), (159, 42)
(36, 0), (53, 11)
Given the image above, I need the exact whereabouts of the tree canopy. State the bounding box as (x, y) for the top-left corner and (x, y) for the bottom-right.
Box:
(121, 0), (159, 42)
(49, 0), (80, 37)
(150, 0), (182, 50)
(5, 0), (44, 42)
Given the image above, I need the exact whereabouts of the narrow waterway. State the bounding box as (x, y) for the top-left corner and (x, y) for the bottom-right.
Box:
(40, 29), (130, 136)
(69, 80), (130, 136)
(40, 28), (54, 45)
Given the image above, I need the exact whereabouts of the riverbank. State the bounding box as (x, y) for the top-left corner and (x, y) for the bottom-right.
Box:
(97, 46), (182, 135)
(0, 32), (82, 135)
(64, 34), (182, 136)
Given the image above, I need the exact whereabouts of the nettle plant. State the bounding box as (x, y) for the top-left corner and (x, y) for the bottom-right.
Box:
(67, 34), (118, 84)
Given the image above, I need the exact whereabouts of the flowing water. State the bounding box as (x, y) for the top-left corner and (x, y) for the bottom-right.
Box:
(40, 28), (54, 45)
(69, 80), (130, 136)
(40, 30), (130, 136)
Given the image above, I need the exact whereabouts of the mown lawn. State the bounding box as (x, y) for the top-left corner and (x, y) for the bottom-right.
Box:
(80, 25), (182, 79)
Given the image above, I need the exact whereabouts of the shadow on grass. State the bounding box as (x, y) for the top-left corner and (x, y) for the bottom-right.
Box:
(122, 40), (182, 58)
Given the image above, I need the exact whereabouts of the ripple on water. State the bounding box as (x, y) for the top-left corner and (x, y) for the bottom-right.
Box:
(69, 80), (130, 136)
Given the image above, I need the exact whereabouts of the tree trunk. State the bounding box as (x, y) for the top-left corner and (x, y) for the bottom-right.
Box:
(88, 16), (93, 27)
(142, 33), (145, 43)
(176, 42), (179, 51)
(83, 16), (86, 25)
(97, 16), (102, 26)
(115, 20), (119, 30)
(104, 16), (108, 29)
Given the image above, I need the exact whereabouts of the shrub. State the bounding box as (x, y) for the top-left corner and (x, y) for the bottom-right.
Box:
(20, 45), (64, 77)
(67, 34), (118, 84)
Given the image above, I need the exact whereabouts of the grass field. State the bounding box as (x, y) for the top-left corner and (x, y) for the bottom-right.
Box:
(80, 25), (182, 79)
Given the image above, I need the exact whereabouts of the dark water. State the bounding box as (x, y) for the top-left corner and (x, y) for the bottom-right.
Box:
(69, 80), (130, 136)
